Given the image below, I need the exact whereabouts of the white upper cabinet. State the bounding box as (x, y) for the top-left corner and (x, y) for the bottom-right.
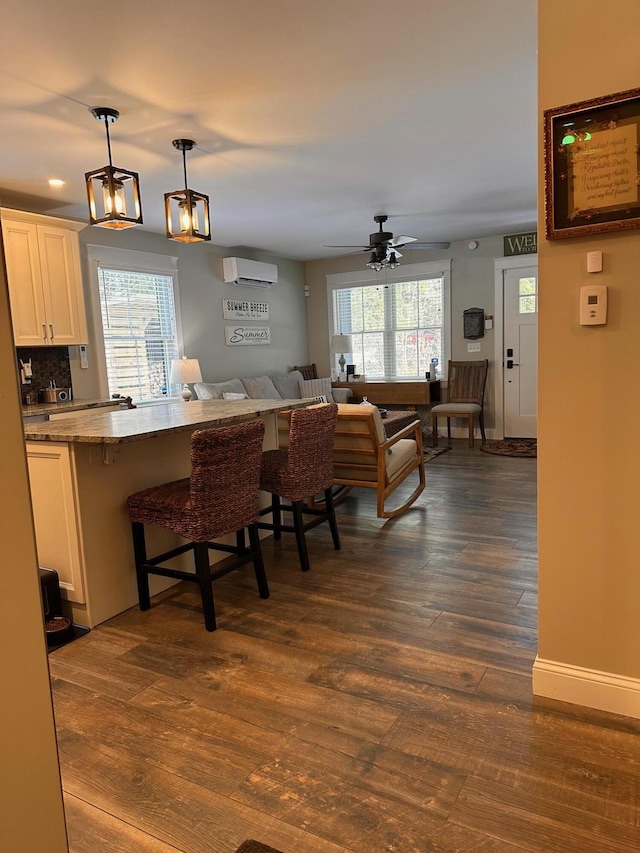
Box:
(1, 210), (88, 346)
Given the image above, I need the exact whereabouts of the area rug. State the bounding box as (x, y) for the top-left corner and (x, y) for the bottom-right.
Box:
(480, 438), (537, 458)
(424, 445), (451, 462)
(234, 842), (283, 853)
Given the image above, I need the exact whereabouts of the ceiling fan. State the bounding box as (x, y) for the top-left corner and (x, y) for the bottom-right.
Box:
(325, 214), (450, 270)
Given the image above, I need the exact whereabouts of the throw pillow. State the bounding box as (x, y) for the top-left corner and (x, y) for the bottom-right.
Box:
(222, 392), (249, 400)
(271, 369), (303, 400)
(299, 377), (334, 402)
(241, 375), (281, 399)
(193, 378), (246, 400)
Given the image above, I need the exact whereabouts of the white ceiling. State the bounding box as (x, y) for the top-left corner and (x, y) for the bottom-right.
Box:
(0, 0), (537, 261)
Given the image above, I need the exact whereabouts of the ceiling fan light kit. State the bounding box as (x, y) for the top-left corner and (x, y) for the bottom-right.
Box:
(327, 214), (450, 271)
(164, 139), (211, 243)
(85, 107), (143, 229)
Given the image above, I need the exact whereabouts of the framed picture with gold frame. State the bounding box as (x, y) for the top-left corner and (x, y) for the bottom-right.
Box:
(544, 87), (640, 239)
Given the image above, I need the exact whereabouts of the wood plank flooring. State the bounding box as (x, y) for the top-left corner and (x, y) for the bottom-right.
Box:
(49, 442), (640, 853)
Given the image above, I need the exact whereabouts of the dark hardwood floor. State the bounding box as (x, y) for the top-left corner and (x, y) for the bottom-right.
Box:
(49, 443), (640, 853)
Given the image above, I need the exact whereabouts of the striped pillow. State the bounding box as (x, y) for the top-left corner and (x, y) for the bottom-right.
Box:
(299, 377), (333, 402)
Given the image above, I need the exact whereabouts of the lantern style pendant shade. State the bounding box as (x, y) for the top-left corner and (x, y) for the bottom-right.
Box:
(165, 139), (211, 243)
(85, 107), (142, 229)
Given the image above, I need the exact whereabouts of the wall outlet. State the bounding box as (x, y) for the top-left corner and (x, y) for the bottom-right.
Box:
(467, 342), (481, 352)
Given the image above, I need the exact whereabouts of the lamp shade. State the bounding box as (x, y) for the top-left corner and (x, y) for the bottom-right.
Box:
(170, 357), (202, 385)
(331, 334), (352, 354)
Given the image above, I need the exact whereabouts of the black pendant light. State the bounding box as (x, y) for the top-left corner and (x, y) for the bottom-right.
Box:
(164, 139), (211, 243)
(85, 107), (142, 229)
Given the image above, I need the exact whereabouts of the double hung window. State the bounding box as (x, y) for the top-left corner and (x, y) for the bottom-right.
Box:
(88, 247), (181, 401)
(329, 260), (451, 379)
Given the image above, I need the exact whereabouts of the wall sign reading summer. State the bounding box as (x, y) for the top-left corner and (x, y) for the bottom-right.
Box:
(224, 326), (271, 346)
(222, 298), (269, 320)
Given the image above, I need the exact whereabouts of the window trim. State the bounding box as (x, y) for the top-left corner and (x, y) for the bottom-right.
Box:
(86, 245), (183, 401)
(326, 259), (452, 380)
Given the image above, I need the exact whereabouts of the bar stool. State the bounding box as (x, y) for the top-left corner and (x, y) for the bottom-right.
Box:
(126, 420), (268, 631)
(258, 403), (340, 572)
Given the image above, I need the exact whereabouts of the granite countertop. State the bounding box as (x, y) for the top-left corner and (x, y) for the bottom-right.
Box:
(22, 397), (123, 417)
(23, 398), (310, 444)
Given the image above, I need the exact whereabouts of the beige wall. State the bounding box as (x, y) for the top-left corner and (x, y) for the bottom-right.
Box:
(304, 234), (520, 431)
(0, 223), (68, 850)
(537, 2), (640, 678)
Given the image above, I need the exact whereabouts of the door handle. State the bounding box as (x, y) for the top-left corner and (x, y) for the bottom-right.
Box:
(506, 360), (520, 369)
(42, 323), (48, 342)
(49, 323), (55, 340)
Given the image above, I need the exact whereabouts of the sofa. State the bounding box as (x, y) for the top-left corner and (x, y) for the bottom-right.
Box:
(194, 369), (354, 404)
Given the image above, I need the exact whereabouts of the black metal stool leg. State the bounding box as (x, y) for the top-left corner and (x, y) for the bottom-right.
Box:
(248, 524), (270, 599)
(272, 494), (282, 541)
(131, 522), (151, 611)
(194, 542), (216, 631)
(291, 500), (310, 572)
(236, 528), (247, 555)
(324, 488), (341, 551)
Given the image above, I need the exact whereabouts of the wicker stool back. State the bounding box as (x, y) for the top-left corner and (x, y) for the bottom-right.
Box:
(126, 419), (269, 631)
(258, 403), (340, 572)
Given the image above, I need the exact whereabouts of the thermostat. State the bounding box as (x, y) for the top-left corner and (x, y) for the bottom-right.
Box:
(580, 284), (607, 325)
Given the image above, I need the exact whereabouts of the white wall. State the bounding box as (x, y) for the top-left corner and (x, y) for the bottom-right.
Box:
(69, 225), (310, 398)
(304, 234), (527, 430)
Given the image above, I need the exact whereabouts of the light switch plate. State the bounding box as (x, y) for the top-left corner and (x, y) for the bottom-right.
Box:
(467, 342), (481, 352)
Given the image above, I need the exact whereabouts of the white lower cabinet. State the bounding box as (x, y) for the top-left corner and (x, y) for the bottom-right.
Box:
(26, 442), (86, 605)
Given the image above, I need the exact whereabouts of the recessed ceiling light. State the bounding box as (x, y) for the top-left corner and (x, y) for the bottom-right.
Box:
(48, 179), (65, 187)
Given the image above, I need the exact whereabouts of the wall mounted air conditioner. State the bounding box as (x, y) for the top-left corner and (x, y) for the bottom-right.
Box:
(223, 257), (278, 288)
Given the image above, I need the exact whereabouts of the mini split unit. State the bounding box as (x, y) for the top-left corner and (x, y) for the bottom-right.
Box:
(223, 257), (278, 288)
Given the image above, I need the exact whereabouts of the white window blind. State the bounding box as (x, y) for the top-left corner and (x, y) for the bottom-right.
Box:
(97, 266), (179, 399)
(332, 275), (447, 379)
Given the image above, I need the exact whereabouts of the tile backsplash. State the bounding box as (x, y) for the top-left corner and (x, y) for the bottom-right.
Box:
(17, 346), (72, 403)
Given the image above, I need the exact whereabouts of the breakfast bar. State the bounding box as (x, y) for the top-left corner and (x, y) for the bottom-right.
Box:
(24, 399), (308, 628)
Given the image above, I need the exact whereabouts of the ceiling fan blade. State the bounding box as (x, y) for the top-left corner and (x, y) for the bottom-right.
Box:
(387, 248), (403, 259)
(324, 244), (371, 249)
(402, 241), (451, 250)
(389, 235), (418, 247)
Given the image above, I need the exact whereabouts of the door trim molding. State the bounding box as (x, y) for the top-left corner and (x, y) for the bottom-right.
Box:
(493, 254), (538, 440)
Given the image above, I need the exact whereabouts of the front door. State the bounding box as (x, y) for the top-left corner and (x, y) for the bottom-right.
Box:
(503, 265), (538, 437)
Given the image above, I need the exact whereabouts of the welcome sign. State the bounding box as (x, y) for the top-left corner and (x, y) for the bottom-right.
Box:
(503, 231), (537, 256)
(224, 326), (271, 346)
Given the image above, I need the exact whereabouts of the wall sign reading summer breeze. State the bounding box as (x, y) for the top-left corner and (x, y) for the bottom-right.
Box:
(224, 326), (271, 346)
(222, 298), (269, 320)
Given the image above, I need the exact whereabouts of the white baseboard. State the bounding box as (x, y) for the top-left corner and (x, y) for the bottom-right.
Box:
(532, 656), (640, 719)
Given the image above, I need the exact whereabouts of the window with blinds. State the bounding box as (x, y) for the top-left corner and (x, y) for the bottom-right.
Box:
(97, 266), (179, 399)
(332, 275), (446, 379)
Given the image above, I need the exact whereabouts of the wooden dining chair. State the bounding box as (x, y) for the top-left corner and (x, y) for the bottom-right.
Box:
(430, 359), (488, 448)
(293, 364), (318, 380)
